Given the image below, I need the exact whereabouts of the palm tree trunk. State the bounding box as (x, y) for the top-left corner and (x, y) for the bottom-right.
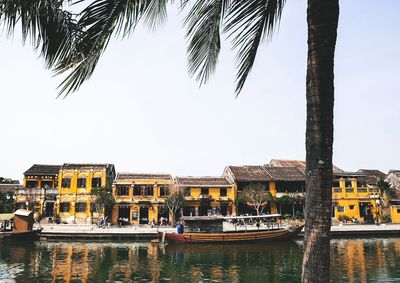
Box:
(302, 1), (339, 282)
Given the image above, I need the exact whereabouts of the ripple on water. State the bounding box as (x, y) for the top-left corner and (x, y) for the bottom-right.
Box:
(0, 239), (399, 282)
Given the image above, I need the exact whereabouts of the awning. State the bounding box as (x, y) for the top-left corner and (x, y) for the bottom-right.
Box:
(0, 214), (14, 221)
(15, 209), (33, 217)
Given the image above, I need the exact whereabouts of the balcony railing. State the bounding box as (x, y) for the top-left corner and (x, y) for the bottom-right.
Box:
(199, 194), (211, 200)
(345, 188), (354, 193)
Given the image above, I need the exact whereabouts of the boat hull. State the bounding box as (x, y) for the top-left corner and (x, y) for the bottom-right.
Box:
(159, 226), (303, 243)
(0, 228), (42, 241)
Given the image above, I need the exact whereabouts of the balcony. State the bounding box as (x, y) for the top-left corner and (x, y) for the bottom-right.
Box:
(45, 188), (58, 194)
(15, 188), (43, 195)
(345, 187), (354, 193)
(276, 192), (305, 198)
(199, 194), (212, 200)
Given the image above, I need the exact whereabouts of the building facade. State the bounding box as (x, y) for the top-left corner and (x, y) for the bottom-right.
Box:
(387, 170), (400, 223)
(15, 164), (61, 217)
(57, 163), (115, 224)
(112, 173), (174, 225)
(331, 172), (381, 221)
(224, 164), (306, 216)
(176, 176), (235, 217)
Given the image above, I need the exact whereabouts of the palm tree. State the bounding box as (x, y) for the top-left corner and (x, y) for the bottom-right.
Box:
(1, 0), (339, 281)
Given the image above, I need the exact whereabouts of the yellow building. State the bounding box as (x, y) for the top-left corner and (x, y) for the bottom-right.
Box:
(112, 173), (174, 225)
(387, 170), (400, 223)
(176, 176), (235, 217)
(224, 165), (306, 216)
(16, 164), (61, 218)
(332, 172), (380, 222)
(57, 163), (116, 224)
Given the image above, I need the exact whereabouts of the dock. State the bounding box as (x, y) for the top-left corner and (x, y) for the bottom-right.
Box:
(329, 223), (400, 237)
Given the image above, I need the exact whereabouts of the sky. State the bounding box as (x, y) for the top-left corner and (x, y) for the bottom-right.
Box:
(1, 1), (400, 182)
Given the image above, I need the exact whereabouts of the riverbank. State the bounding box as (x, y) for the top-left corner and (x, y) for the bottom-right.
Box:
(37, 223), (400, 240)
(329, 223), (400, 237)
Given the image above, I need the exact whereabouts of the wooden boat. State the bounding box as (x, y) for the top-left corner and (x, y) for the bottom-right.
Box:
(0, 228), (43, 240)
(0, 209), (42, 241)
(160, 215), (304, 244)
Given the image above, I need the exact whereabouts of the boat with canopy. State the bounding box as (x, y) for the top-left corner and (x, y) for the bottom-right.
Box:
(159, 214), (303, 244)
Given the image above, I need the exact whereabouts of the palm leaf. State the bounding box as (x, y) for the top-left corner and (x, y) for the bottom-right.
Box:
(0, 0), (79, 69)
(184, 0), (230, 85)
(54, 0), (171, 97)
(224, 0), (285, 95)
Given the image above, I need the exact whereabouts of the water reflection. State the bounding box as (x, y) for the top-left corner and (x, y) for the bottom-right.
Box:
(0, 238), (399, 282)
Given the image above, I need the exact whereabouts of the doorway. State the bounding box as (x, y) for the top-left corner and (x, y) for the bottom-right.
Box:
(45, 202), (54, 217)
(139, 207), (149, 224)
(157, 206), (169, 224)
(118, 207), (130, 222)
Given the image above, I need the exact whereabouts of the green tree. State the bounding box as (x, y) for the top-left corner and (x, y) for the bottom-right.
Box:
(1, 1), (339, 281)
(90, 186), (116, 221)
(0, 192), (15, 213)
(164, 187), (184, 226)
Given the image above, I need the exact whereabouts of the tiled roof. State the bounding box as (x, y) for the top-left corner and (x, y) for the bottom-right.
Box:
(116, 173), (172, 180)
(268, 159), (344, 174)
(263, 166), (305, 181)
(62, 163), (114, 170)
(357, 169), (387, 185)
(0, 183), (22, 193)
(176, 176), (231, 187)
(24, 164), (61, 176)
(226, 166), (272, 182)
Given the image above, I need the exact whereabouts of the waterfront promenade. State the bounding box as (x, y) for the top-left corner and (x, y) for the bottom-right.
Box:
(38, 223), (400, 239)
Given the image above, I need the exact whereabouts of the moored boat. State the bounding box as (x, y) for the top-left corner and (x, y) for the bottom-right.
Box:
(160, 215), (304, 244)
(0, 209), (42, 240)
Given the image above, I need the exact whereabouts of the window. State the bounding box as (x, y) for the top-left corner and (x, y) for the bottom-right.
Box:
(75, 203), (87, 213)
(117, 186), (129, 196)
(144, 186), (153, 196)
(397, 208), (400, 214)
(337, 206), (345, 212)
(60, 202), (70, 212)
(62, 178), (71, 188)
(134, 186), (142, 196)
(220, 188), (227, 197)
(201, 188), (209, 195)
(92, 177), (102, 188)
(349, 205), (355, 210)
(184, 188), (191, 196)
(26, 180), (38, 188)
(41, 180), (52, 188)
(159, 186), (168, 196)
(77, 178), (87, 188)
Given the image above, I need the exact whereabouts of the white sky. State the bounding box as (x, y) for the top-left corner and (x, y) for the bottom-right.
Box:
(1, 1), (399, 182)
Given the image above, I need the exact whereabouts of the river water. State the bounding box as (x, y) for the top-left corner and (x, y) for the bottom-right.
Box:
(0, 238), (399, 282)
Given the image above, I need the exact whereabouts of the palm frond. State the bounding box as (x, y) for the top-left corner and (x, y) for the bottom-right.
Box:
(184, 0), (230, 85)
(54, 0), (170, 97)
(0, 0), (79, 69)
(224, 0), (285, 95)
